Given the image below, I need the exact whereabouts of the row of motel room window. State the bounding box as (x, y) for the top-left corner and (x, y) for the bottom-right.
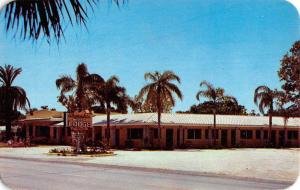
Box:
(24, 125), (300, 148)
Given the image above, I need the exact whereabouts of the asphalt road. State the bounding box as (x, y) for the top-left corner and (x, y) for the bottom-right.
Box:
(0, 158), (291, 190)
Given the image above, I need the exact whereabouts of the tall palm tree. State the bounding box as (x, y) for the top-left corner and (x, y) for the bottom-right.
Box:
(254, 86), (284, 146)
(196, 81), (237, 147)
(3, 0), (124, 42)
(94, 76), (130, 144)
(0, 65), (30, 140)
(56, 63), (104, 111)
(137, 71), (183, 146)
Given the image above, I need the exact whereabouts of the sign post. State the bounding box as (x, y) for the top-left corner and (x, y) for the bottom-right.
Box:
(67, 111), (92, 153)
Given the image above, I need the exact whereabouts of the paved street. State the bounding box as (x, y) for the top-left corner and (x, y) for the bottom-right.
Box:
(0, 147), (299, 182)
(0, 157), (291, 190)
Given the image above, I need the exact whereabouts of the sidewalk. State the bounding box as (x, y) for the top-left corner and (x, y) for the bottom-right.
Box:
(0, 146), (299, 182)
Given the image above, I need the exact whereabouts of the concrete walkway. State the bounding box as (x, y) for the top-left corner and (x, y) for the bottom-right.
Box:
(0, 146), (299, 182)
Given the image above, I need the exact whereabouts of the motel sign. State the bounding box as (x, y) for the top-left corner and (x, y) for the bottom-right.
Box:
(67, 112), (92, 130)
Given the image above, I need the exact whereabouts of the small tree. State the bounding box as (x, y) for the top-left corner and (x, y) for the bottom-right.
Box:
(278, 40), (300, 116)
(137, 71), (183, 147)
(196, 81), (237, 147)
(56, 63), (104, 112)
(0, 65), (30, 140)
(94, 76), (131, 144)
(254, 86), (284, 146)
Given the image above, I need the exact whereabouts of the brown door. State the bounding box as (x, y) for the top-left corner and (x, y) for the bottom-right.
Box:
(231, 129), (236, 147)
(115, 129), (120, 147)
(279, 130), (284, 147)
(221, 130), (228, 147)
(166, 129), (173, 148)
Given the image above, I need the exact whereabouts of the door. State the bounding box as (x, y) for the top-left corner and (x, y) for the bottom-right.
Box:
(271, 130), (276, 147)
(231, 129), (236, 147)
(279, 130), (285, 147)
(115, 129), (120, 147)
(166, 129), (173, 148)
(177, 129), (180, 147)
(221, 130), (228, 147)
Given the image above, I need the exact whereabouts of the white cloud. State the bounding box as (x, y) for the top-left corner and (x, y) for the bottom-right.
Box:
(0, 0), (13, 11)
(286, 0), (300, 17)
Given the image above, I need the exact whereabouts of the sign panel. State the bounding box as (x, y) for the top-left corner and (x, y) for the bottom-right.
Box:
(67, 112), (92, 130)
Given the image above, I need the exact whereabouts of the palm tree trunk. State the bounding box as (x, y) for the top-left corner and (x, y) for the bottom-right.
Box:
(268, 105), (273, 147)
(5, 120), (12, 141)
(106, 103), (111, 145)
(212, 102), (217, 148)
(213, 111), (216, 148)
(157, 91), (162, 149)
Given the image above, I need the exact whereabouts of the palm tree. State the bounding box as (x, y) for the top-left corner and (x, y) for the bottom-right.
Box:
(94, 76), (130, 144)
(0, 65), (30, 140)
(56, 63), (104, 111)
(254, 86), (284, 146)
(3, 0), (124, 42)
(196, 81), (237, 147)
(57, 94), (77, 113)
(137, 71), (183, 146)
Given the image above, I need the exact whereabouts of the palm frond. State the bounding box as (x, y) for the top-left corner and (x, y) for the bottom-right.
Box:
(55, 75), (76, 93)
(165, 82), (183, 100)
(144, 72), (158, 82)
(137, 83), (154, 101)
(107, 75), (120, 87)
(215, 88), (225, 98)
(200, 80), (214, 90)
(76, 63), (89, 81)
(4, 0), (100, 42)
(162, 88), (176, 107)
(161, 70), (181, 84)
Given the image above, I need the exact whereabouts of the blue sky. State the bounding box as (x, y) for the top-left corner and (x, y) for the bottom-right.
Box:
(0, 0), (299, 113)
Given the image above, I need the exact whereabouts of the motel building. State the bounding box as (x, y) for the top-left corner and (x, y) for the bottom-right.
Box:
(16, 109), (300, 148)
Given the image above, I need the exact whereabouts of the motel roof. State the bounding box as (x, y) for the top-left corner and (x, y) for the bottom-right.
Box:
(92, 113), (300, 128)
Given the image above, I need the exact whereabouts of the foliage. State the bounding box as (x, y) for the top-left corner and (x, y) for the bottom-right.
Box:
(185, 100), (247, 115)
(49, 140), (110, 155)
(132, 95), (174, 113)
(3, 0), (124, 42)
(137, 71), (183, 113)
(196, 81), (236, 106)
(93, 76), (132, 142)
(278, 40), (300, 116)
(195, 81), (239, 114)
(0, 65), (30, 140)
(253, 86), (284, 115)
(136, 70), (182, 147)
(137, 71), (182, 134)
(56, 63), (104, 112)
(253, 85), (285, 146)
(93, 76), (132, 114)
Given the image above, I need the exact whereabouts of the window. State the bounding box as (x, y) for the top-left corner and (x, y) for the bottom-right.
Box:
(205, 129), (209, 139)
(39, 126), (50, 137)
(127, 128), (143, 139)
(187, 129), (201, 139)
(240, 130), (253, 139)
(263, 130), (268, 139)
(256, 130), (261, 139)
(288, 131), (298, 140)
